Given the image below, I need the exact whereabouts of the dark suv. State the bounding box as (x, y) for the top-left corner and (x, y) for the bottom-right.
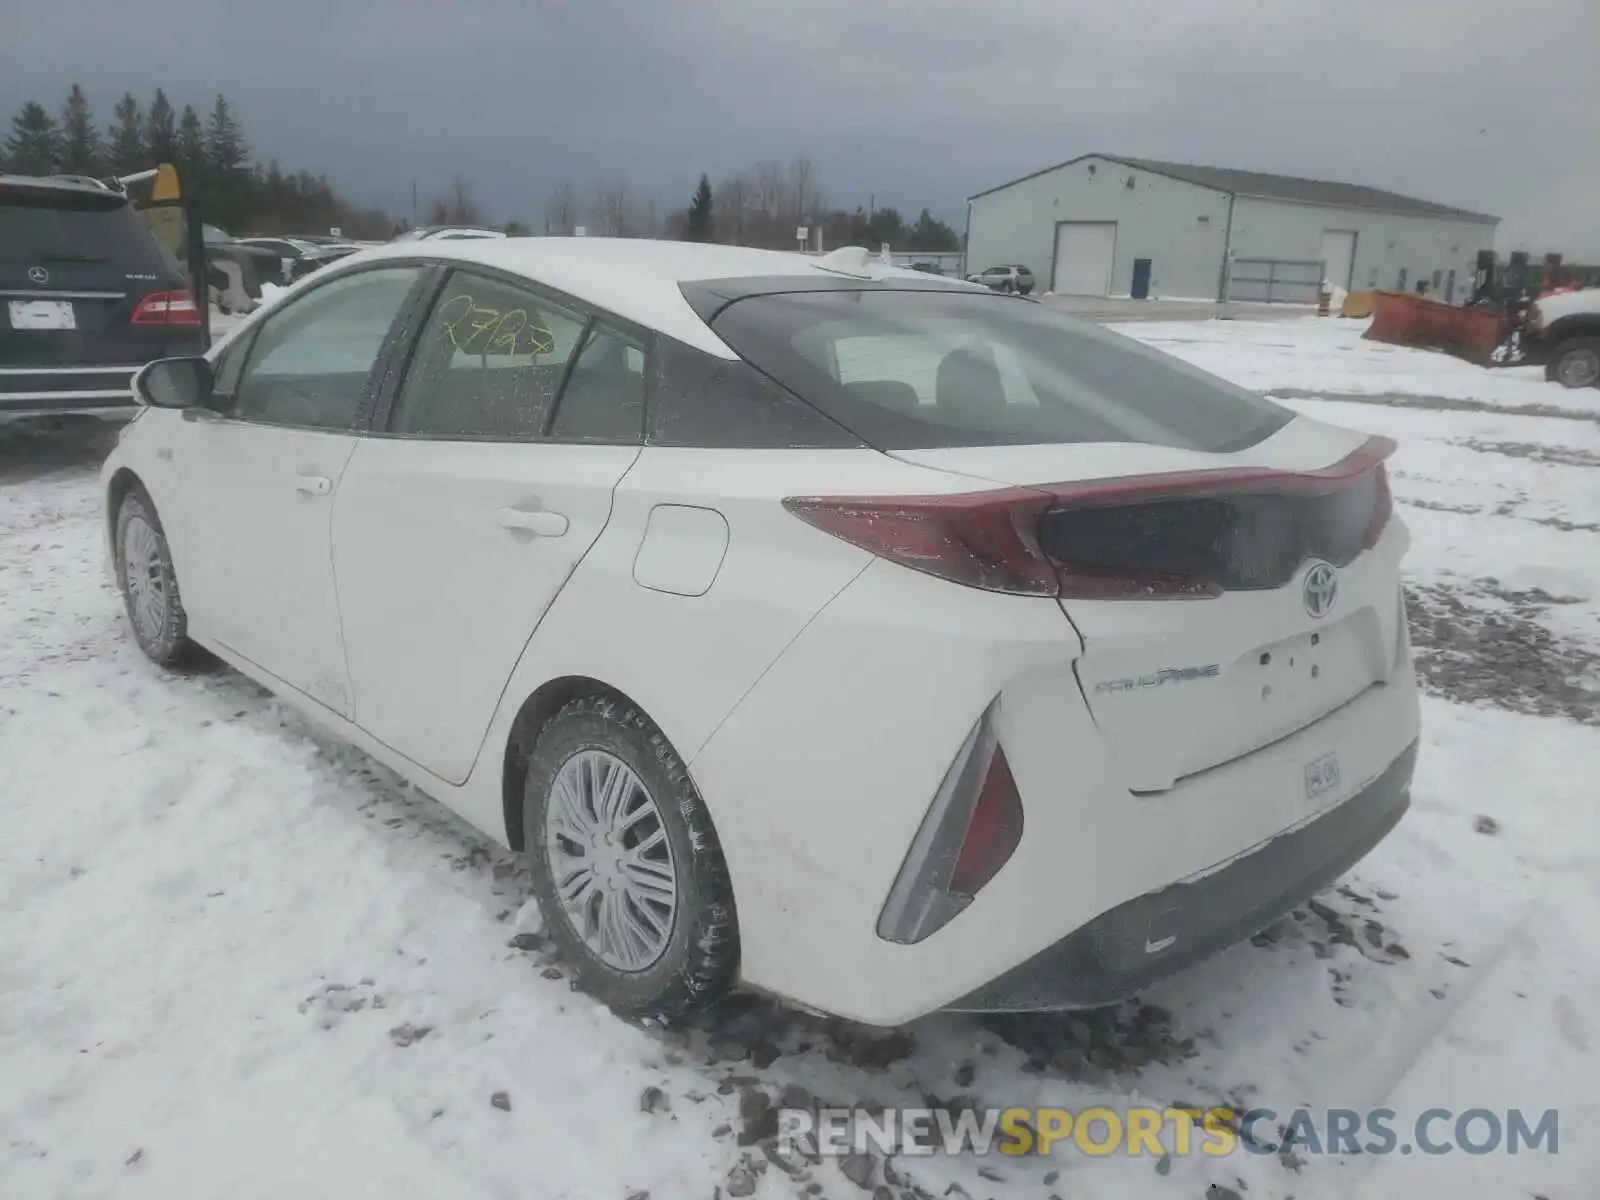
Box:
(2, 174), (205, 422)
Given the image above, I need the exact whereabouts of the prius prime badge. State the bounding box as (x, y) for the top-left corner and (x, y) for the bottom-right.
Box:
(1302, 560), (1338, 619)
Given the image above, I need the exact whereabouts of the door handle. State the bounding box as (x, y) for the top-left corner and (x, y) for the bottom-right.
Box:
(496, 507), (568, 537)
(294, 475), (332, 497)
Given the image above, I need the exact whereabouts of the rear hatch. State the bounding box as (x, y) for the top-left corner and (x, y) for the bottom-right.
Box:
(894, 425), (1401, 791)
(695, 281), (1406, 792)
(1, 177), (200, 372)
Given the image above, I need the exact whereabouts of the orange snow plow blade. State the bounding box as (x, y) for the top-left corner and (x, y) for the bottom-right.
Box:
(1362, 292), (1509, 366)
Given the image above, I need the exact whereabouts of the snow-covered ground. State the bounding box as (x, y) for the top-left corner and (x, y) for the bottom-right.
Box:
(2, 318), (1596, 1200)
(1123, 315), (1598, 417)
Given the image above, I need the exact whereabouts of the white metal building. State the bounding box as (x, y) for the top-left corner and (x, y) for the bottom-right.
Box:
(965, 154), (1498, 303)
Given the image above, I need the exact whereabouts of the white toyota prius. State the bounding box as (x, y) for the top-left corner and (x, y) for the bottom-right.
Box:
(101, 238), (1420, 1026)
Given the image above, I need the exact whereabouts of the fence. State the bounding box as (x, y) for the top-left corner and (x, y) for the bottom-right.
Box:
(1225, 258), (1323, 304)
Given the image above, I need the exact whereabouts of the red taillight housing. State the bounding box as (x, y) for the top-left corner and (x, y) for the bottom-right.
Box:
(783, 488), (1059, 596)
(877, 702), (1025, 945)
(786, 436), (1397, 601)
(948, 746), (1024, 896)
(131, 289), (201, 327)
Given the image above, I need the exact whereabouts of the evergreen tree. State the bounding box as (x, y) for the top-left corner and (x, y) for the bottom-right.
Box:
(143, 88), (177, 165)
(174, 104), (205, 192)
(4, 102), (62, 175)
(58, 84), (104, 176)
(203, 94), (250, 230)
(686, 173), (714, 243)
(107, 92), (145, 174)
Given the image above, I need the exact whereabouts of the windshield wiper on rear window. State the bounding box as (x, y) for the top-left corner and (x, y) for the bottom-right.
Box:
(39, 251), (110, 262)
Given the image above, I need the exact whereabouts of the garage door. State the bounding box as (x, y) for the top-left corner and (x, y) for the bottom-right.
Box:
(1319, 229), (1357, 291)
(1052, 222), (1117, 296)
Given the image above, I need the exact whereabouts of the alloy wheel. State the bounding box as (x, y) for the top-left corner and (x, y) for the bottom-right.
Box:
(1557, 348), (1599, 389)
(121, 513), (169, 644)
(542, 749), (678, 971)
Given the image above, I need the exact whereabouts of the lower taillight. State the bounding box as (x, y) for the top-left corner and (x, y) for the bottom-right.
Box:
(131, 289), (201, 327)
(785, 436), (1397, 600)
(876, 701), (1025, 945)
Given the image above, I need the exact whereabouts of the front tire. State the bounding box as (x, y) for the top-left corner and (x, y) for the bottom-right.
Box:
(522, 695), (738, 1020)
(1548, 337), (1600, 389)
(115, 488), (194, 666)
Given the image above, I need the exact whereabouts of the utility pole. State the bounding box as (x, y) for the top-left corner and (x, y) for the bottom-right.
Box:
(411, 180), (418, 228)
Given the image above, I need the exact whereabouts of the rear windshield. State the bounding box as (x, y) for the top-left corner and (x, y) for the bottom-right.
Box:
(0, 191), (172, 272)
(706, 289), (1293, 452)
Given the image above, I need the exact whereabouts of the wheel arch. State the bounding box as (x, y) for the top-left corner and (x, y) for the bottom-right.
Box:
(105, 466), (147, 557)
(501, 675), (642, 851)
(1546, 314), (1600, 346)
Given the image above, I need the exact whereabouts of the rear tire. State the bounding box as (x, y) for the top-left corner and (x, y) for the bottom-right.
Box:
(114, 488), (195, 666)
(522, 695), (738, 1021)
(1548, 337), (1600, 389)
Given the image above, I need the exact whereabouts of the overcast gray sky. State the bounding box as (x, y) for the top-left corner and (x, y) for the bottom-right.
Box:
(3, 0), (1596, 254)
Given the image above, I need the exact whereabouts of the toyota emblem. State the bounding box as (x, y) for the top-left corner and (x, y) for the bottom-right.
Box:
(1302, 560), (1338, 619)
(27, 266), (49, 284)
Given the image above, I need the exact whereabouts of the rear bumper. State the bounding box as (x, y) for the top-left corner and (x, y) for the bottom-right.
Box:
(947, 738), (1417, 1012)
(0, 366), (139, 417)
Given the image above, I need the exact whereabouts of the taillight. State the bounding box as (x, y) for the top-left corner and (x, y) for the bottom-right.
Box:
(131, 289), (201, 327)
(948, 746), (1024, 896)
(785, 436), (1396, 600)
(783, 488), (1059, 596)
(877, 701), (1025, 945)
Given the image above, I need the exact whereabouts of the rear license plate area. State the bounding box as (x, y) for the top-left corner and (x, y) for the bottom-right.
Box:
(1249, 628), (1337, 711)
(8, 300), (77, 331)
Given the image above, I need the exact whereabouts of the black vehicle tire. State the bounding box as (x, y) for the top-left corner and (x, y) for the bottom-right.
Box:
(522, 695), (739, 1021)
(1548, 337), (1600, 389)
(114, 487), (195, 666)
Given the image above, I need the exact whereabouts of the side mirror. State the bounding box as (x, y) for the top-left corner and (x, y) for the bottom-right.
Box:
(133, 356), (214, 410)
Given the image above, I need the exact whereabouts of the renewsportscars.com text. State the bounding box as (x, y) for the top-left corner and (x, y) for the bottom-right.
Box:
(777, 1106), (1560, 1158)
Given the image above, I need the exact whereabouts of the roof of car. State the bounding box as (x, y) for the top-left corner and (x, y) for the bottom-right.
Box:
(0, 172), (125, 201)
(337, 238), (964, 357)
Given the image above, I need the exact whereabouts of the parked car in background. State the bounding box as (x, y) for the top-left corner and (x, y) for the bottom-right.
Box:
(236, 236), (360, 283)
(1, 173), (203, 422)
(967, 264), (1035, 294)
(390, 225), (508, 242)
(104, 239), (1417, 1027)
(1524, 288), (1600, 389)
(201, 225), (277, 314)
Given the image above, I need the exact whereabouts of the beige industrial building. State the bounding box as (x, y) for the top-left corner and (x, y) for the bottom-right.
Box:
(965, 154), (1498, 303)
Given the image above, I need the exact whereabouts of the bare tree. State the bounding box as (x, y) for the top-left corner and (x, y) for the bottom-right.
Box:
(590, 178), (634, 237)
(544, 180), (578, 234)
(788, 155), (823, 227)
(713, 173), (751, 244)
(445, 174), (483, 225)
(753, 160), (786, 223)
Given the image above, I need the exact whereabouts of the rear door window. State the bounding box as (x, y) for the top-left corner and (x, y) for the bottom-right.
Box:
(388, 270), (587, 440)
(548, 322), (647, 443)
(705, 288), (1292, 452)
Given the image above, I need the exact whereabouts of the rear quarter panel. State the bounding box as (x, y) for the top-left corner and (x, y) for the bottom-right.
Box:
(447, 447), (994, 844)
